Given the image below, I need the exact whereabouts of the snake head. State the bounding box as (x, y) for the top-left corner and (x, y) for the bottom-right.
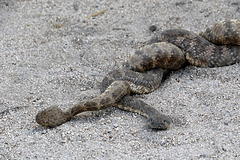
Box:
(146, 114), (172, 130)
(36, 106), (72, 128)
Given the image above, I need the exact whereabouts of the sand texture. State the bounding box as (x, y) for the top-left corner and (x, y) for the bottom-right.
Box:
(0, 0), (239, 159)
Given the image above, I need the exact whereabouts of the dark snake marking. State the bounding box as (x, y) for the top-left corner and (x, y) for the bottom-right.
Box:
(200, 19), (240, 45)
(100, 68), (166, 94)
(148, 29), (239, 68)
(100, 68), (172, 129)
(36, 81), (130, 128)
(36, 19), (240, 130)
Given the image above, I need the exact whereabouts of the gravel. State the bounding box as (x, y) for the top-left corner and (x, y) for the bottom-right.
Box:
(0, 0), (239, 159)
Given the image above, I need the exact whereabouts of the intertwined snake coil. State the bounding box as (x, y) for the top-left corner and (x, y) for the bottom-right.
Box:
(36, 19), (240, 130)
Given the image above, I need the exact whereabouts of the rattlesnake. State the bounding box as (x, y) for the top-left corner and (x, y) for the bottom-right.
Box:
(36, 19), (240, 130)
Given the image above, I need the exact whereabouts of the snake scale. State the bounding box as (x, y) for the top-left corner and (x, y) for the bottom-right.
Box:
(36, 19), (240, 130)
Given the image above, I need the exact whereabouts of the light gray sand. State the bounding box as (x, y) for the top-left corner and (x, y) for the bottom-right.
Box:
(0, 0), (239, 159)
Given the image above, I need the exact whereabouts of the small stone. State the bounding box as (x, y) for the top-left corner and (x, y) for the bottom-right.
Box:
(149, 25), (157, 32)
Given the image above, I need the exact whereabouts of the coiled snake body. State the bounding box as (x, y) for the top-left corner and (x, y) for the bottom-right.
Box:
(36, 20), (240, 130)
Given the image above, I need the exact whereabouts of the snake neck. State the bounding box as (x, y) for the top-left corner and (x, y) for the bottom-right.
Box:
(67, 80), (131, 117)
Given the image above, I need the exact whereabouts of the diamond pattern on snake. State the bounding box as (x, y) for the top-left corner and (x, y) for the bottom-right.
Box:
(36, 19), (240, 130)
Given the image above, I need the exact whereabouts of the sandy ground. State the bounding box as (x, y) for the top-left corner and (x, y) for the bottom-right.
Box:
(0, 0), (239, 159)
